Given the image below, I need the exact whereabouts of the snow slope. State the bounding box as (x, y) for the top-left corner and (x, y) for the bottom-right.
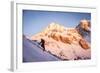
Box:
(23, 35), (60, 62)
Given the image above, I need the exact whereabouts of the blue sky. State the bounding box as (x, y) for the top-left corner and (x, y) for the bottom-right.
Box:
(23, 10), (91, 37)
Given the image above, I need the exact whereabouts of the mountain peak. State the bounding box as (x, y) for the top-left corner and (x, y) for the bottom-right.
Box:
(45, 22), (67, 32)
(48, 22), (56, 26)
(48, 22), (61, 28)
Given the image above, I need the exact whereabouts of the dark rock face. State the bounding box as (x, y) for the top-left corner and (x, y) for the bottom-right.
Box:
(76, 19), (91, 43)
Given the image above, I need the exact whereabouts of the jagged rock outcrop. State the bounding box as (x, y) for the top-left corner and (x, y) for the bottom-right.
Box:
(76, 19), (91, 43)
(79, 39), (90, 49)
(30, 20), (91, 60)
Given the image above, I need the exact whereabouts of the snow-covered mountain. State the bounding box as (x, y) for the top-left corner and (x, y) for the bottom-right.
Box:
(23, 19), (91, 62)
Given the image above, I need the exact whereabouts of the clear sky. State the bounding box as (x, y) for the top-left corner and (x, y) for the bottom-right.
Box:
(23, 10), (91, 37)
